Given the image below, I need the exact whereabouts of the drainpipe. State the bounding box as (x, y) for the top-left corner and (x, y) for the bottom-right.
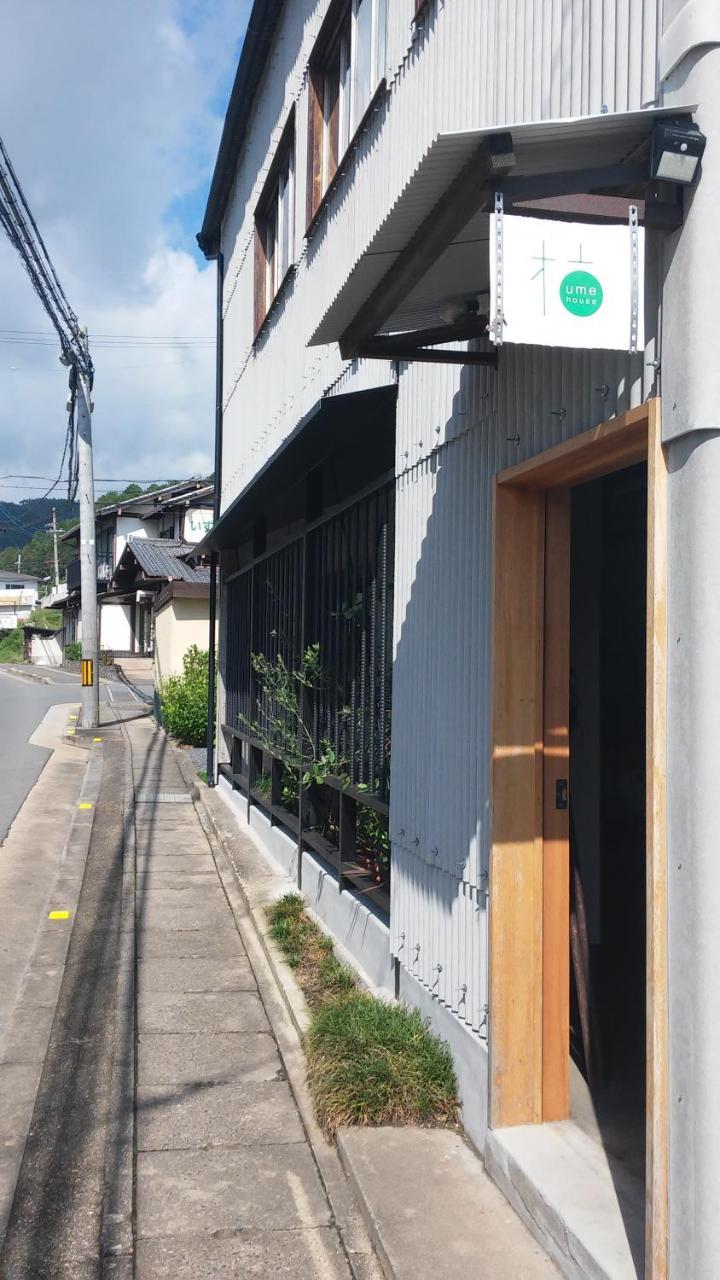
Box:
(206, 250), (224, 786)
(206, 552), (218, 785)
(661, 10), (720, 1274)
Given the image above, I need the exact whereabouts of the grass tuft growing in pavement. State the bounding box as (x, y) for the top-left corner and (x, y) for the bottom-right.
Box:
(267, 893), (458, 1136)
(268, 893), (355, 1007)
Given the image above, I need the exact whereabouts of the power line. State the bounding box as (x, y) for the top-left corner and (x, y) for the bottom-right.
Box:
(0, 473), (173, 483)
(0, 331), (214, 348)
(0, 502), (38, 536)
(0, 139), (91, 375)
(0, 328), (214, 339)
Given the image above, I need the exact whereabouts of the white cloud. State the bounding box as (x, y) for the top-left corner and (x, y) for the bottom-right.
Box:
(0, 0), (249, 505)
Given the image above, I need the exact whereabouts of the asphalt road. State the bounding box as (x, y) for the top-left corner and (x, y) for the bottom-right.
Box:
(0, 668), (117, 842)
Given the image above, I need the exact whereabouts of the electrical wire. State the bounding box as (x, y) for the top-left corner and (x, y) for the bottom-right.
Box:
(0, 329), (214, 340)
(0, 474), (174, 484)
(0, 502), (37, 536)
(0, 134), (92, 377)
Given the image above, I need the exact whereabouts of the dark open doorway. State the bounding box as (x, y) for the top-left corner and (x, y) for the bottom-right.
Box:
(569, 461), (647, 1186)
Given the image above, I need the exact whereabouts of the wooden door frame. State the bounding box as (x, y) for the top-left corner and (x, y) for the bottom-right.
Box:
(489, 400), (668, 1277)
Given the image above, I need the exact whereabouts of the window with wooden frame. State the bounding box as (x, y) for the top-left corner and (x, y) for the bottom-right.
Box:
(254, 112), (296, 336)
(307, 0), (387, 226)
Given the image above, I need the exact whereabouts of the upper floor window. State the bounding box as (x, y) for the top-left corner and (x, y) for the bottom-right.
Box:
(254, 112), (296, 335)
(307, 0), (387, 226)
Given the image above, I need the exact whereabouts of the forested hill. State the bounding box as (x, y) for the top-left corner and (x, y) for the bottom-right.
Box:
(0, 498), (78, 553)
(0, 482), (190, 578)
(0, 496), (78, 578)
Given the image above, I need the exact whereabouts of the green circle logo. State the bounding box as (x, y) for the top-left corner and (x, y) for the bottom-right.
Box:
(560, 270), (603, 317)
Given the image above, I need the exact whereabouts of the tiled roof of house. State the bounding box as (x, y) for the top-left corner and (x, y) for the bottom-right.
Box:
(125, 538), (210, 583)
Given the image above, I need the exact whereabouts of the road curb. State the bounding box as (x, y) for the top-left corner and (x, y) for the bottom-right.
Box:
(0, 664), (50, 685)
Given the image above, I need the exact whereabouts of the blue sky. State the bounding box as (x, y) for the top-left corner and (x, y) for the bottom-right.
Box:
(0, 1), (251, 507)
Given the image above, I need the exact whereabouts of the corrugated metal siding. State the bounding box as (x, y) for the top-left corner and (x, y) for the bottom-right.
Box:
(216, 0), (663, 1040)
(389, 339), (657, 1035)
(220, 0), (660, 514)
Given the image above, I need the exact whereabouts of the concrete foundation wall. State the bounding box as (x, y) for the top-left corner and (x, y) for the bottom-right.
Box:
(29, 633), (62, 666)
(217, 777), (394, 995)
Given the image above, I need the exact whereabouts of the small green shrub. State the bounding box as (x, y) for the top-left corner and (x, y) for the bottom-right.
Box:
(64, 641), (82, 662)
(0, 629), (24, 662)
(160, 645), (209, 746)
(267, 893), (458, 1136)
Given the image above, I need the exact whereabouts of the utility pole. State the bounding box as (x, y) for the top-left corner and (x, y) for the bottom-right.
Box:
(50, 507), (60, 589)
(16, 553), (21, 573)
(76, 341), (99, 728)
(0, 134), (99, 728)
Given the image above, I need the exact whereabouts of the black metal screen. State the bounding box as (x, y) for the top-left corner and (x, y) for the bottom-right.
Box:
(306, 484), (393, 798)
(224, 482), (393, 802)
(224, 569), (252, 734)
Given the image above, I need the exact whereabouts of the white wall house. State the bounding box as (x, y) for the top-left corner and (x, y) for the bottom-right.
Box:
(0, 572), (39, 629)
(199, 3), (720, 1275)
(60, 481), (213, 656)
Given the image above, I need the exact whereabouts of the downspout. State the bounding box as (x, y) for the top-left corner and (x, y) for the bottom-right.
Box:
(206, 250), (224, 786)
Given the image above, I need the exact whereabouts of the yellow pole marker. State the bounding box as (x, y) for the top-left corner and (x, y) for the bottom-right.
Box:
(48, 910), (70, 920)
(67, 728), (76, 735)
(93, 737), (102, 742)
(78, 802), (93, 810)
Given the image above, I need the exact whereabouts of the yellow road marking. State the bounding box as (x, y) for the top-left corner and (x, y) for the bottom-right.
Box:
(78, 802), (93, 810)
(48, 910), (70, 920)
(93, 737), (102, 742)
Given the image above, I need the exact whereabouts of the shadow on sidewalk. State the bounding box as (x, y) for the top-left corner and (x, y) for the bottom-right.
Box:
(0, 723), (208, 1277)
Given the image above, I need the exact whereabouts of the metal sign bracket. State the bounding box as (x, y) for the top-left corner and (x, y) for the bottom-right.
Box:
(491, 191), (505, 346)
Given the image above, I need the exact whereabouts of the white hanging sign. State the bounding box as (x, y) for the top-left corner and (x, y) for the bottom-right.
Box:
(489, 212), (644, 351)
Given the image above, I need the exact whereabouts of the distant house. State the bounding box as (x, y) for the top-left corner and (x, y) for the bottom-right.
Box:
(59, 480), (213, 654)
(111, 538), (210, 682)
(0, 572), (39, 629)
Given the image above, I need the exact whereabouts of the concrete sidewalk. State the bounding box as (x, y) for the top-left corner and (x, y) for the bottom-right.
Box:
(127, 716), (379, 1278)
(185, 753), (560, 1280)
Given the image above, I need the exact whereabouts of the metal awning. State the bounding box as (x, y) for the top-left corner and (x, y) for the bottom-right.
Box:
(310, 106), (694, 353)
(197, 385), (397, 555)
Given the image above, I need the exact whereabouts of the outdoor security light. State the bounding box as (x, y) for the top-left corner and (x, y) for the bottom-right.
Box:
(488, 131), (515, 172)
(650, 117), (706, 186)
